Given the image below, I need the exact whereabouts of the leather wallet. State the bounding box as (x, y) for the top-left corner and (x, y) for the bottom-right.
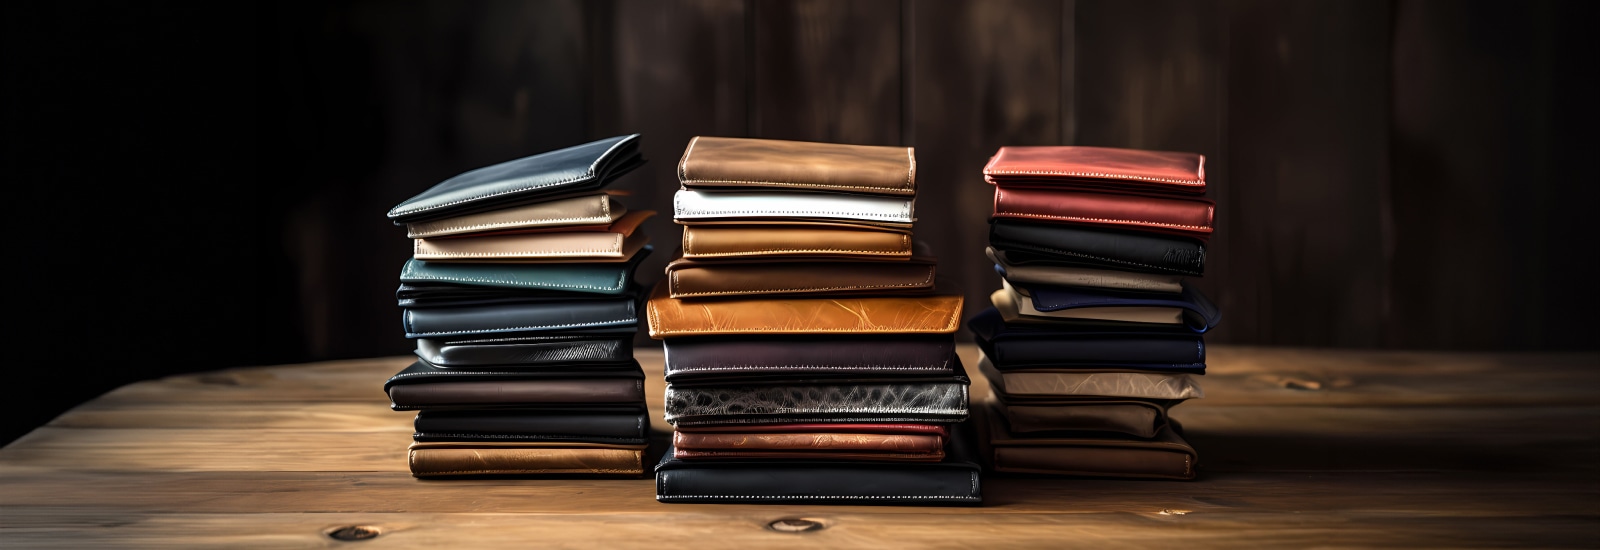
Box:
(1008, 280), (1221, 333)
(416, 334), (634, 367)
(983, 145), (1206, 195)
(385, 360), (647, 410)
(414, 409), (649, 444)
(664, 375), (970, 426)
(388, 134), (643, 223)
(990, 220), (1205, 276)
(967, 307), (1205, 372)
(988, 247), (1182, 293)
(399, 246), (649, 295)
(980, 358), (1203, 400)
(413, 210), (652, 262)
(655, 431), (981, 504)
(992, 186), (1214, 240)
(988, 395), (1171, 438)
(980, 404), (1197, 480)
(682, 223), (912, 260)
(677, 423), (949, 436)
(664, 255), (935, 299)
(405, 192), (627, 238)
(673, 189), (914, 225)
(678, 136), (917, 196)
(998, 284), (1182, 326)
(674, 429), (946, 462)
(410, 442), (646, 477)
(402, 297), (637, 339)
(646, 282), (963, 338)
(663, 335), (956, 384)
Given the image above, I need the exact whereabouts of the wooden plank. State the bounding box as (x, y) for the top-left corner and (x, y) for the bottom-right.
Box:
(750, 0), (902, 144)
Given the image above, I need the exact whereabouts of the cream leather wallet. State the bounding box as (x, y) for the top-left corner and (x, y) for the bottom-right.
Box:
(993, 285), (1181, 325)
(406, 192), (627, 238)
(980, 358), (1203, 400)
(987, 247), (1182, 293)
(673, 189), (914, 224)
(413, 211), (651, 262)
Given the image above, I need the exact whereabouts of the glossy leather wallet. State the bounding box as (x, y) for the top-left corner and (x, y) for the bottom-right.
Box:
(399, 246), (649, 296)
(968, 307), (1205, 372)
(389, 134), (643, 223)
(980, 405), (1197, 480)
(980, 358), (1203, 400)
(414, 409), (649, 444)
(678, 136), (917, 196)
(664, 372), (970, 426)
(402, 297), (637, 339)
(673, 430), (945, 462)
(988, 395), (1171, 438)
(664, 255), (935, 299)
(416, 334), (634, 367)
(1009, 281), (1221, 333)
(646, 282), (963, 338)
(405, 192), (627, 238)
(990, 220), (1205, 276)
(983, 145), (1206, 195)
(413, 210), (651, 262)
(385, 360), (646, 410)
(655, 432), (982, 504)
(682, 223), (912, 260)
(673, 189), (914, 225)
(992, 186), (1213, 240)
(988, 247), (1181, 293)
(663, 335), (956, 384)
(410, 441), (646, 477)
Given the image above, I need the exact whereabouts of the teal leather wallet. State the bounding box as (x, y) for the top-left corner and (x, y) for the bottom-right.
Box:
(398, 246), (650, 297)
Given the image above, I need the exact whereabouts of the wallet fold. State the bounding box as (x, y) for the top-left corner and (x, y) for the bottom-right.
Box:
(389, 134), (644, 223)
(993, 186), (1213, 239)
(988, 247), (1182, 293)
(665, 256), (935, 299)
(402, 297), (638, 339)
(405, 192), (627, 238)
(646, 282), (963, 338)
(990, 220), (1205, 276)
(673, 189), (914, 225)
(682, 223), (912, 260)
(678, 136), (917, 197)
(983, 145), (1206, 195)
(412, 211), (651, 262)
(981, 358), (1203, 400)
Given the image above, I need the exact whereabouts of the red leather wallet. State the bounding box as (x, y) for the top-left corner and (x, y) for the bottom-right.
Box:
(984, 146), (1206, 195)
(992, 186), (1213, 239)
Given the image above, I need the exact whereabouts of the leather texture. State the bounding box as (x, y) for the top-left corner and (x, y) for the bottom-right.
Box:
(997, 286), (1182, 326)
(398, 247), (650, 296)
(663, 380), (969, 426)
(673, 189), (915, 224)
(389, 134), (644, 223)
(385, 360), (647, 410)
(682, 223), (912, 260)
(673, 431), (945, 459)
(410, 443), (646, 477)
(664, 255), (935, 299)
(655, 432), (981, 504)
(988, 395), (1170, 438)
(990, 220), (1205, 276)
(413, 211), (651, 262)
(993, 186), (1214, 240)
(405, 192), (626, 238)
(980, 405), (1196, 480)
(678, 423), (949, 436)
(980, 359), (1203, 400)
(678, 136), (917, 197)
(402, 297), (638, 339)
(385, 358), (644, 385)
(663, 335), (956, 384)
(1012, 280), (1222, 333)
(968, 307), (1205, 372)
(414, 410), (649, 444)
(416, 335), (634, 367)
(988, 247), (1182, 293)
(983, 145), (1206, 195)
(646, 282), (963, 338)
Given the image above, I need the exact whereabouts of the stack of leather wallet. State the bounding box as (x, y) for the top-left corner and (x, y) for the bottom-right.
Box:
(646, 136), (981, 504)
(381, 134), (654, 477)
(971, 146), (1222, 480)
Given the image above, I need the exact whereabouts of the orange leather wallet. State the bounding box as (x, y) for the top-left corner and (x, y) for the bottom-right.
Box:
(646, 282), (962, 338)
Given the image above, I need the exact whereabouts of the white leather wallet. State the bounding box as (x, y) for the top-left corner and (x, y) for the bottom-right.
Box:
(413, 211), (651, 262)
(979, 358), (1203, 400)
(993, 285), (1182, 325)
(672, 189), (915, 224)
(987, 247), (1183, 293)
(406, 193), (627, 238)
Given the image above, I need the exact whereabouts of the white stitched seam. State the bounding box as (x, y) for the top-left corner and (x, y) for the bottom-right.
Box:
(676, 209), (910, 220)
(670, 268), (934, 297)
(392, 136), (633, 216)
(409, 319), (634, 337)
(657, 495), (978, 500)
(684, 234), (910, 256)
(407, 214), (614, 237)
(401, 272), (625, 291)
(985, 169), (1203, 185)
(998, 212), (1211, 231)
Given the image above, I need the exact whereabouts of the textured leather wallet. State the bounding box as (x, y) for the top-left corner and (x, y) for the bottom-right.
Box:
(664, 255), (935, 299)
(402, 297), (637, 339)
(677, 423), (949, 436)
(410, 442), (646, 477)
(980, 359), (1203, 400)
(968, 307), (1205, 372)
(673, 189), (914, 225)
(998, 284), (1181, 326)
(646, 282), (963, 338)
(673, 431), (945, 462)
(405, 192), (627, 238)
(664, 377), (970, 426)
(1009, 281), (1222, 333)
(987, 395), (1171, 438)
(678, 136), (917, 196)
(655, 432), (982, 504)
(983, 145), (1205, 195)
(980, 405), (1196, 480)
(663, 335), (956, 384)
(385, 359), (647, 410)
(413, 210), (652, 262)
(400, 246), (649, 295)
(389, 134), (643, 223)
(414, 410), (649, 444)
(682, 223), (912, 260)
(988, 247), (1182, 293)
(990, 220), (1205, 276)
(416, 334), (634, 367)
(993, 186), (1214, 240)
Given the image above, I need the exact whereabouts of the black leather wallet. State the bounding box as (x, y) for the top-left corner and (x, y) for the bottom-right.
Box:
(989, 220), (1205, 276)
(396, 246), (652, 309)
(388, 134), (644, 223)
(385, 359), (647, 411)
(416, 334), (635, 367)
(402, 297), (639, 339)
(663, 335), (957, 385)
(663, 360), (970, 426)
(413, 410), (649, 445)
(655, 431), (982, 504)
(967, 307), (1205, 372)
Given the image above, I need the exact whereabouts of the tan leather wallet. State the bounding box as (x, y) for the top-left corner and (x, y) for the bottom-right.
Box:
(413, 210), (652, 262)
(405, 192), (626, 238)
(646, 282), (962, 338)
(674, 431), (945, 454)
(980, 404), (1196, 480)
(409, 441), (646, 477)
(682, 223), (912, 260)
(664, 256), (935, 299)
(678, 136), (916, 196)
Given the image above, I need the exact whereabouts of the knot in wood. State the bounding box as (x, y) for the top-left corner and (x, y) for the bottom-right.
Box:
(767, 518), (826, 533)
(326, 525), (381, 541)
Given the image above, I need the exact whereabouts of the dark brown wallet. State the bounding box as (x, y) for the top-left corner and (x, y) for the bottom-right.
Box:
(665, 255), (935, 299)
(980, 402), (1197, 480)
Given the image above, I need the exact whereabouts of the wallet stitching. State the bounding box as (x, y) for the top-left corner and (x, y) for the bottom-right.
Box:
(669, 267), (934, 297)
(997, 212), (1212, 231)
(678, 137), (916, 193)
(675, 192), (913, 221)
(985, 169), (1203, 186)
(392, 136), (633, 216)
(657, 495), (979, 501)
(415, 235), (626, 258)
(648, 297), (962, 335)
(400, 272), (625, 291)
(683, 230), (910, 256)
(407, 214), (614, 237)
(416, 433), (646, 443)
(409, 319), (635, 337)
(673, 365), (946, 372)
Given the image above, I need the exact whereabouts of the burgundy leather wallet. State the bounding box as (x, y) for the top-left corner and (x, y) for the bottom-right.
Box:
(992, 186), (1213, 240)
(983, 146), (1206, 195)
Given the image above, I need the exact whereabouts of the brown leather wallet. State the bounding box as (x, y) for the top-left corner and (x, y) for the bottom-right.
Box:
(675, 431), (945, 454)
(405, 192), (627, 238)
(993, 187), (1213, 239)
(988, 395), (1171, 438)
(675, 449), (945, 462)
(678, 136), (916, 196)
(664, 256), (935, 299)
(646, 281), (963, 338)
(983, 146), (1206, 195)
(682, 223), (912, 260)
(413, 211), (651, 262)
(979, 403), (1197, 480)
(387, 378), (646, 408)
(408, 442), (646, 477)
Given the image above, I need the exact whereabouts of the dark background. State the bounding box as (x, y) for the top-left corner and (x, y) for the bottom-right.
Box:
(3, 0), (1595, 445)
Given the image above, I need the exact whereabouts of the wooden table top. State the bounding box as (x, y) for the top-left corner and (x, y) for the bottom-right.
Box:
(2, 345), (1596, 548)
